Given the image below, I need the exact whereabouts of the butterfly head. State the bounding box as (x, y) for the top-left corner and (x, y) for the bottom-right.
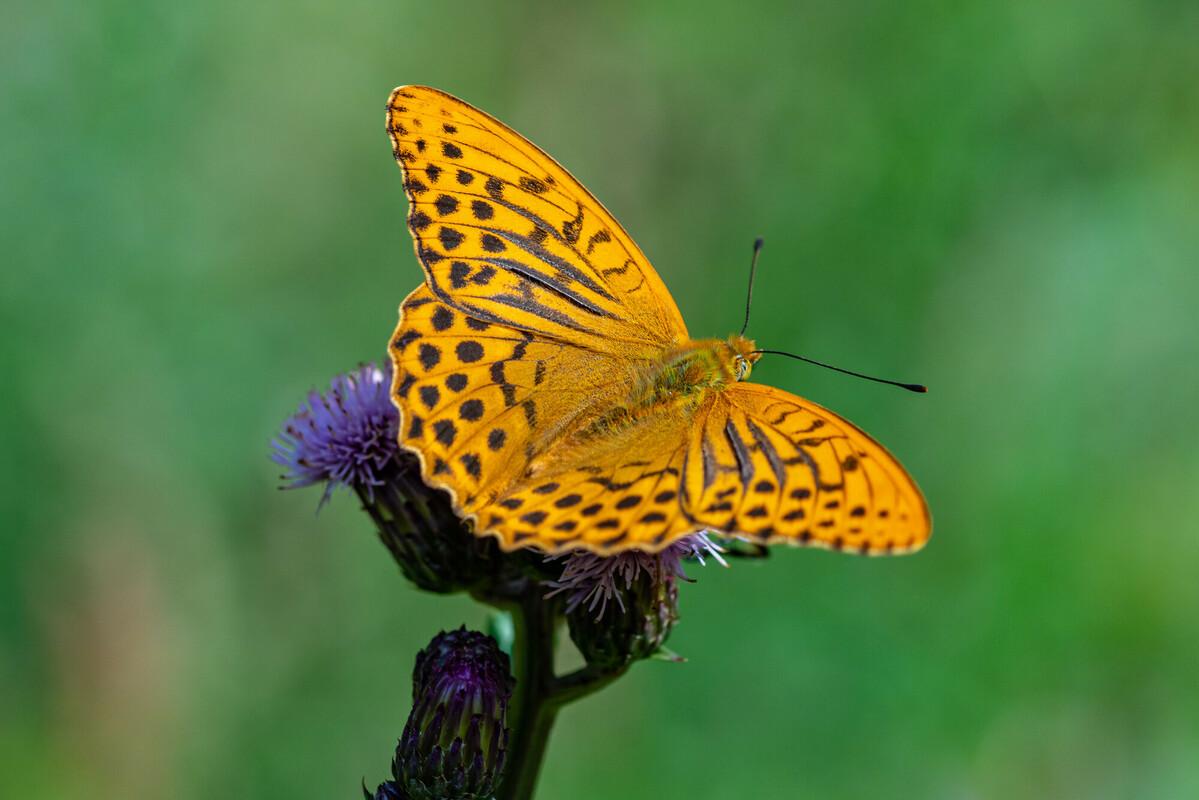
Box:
(727, 335), (760, 382)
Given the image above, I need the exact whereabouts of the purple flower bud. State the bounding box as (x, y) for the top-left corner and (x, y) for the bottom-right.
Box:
(361, 779), (407, 799)
(392, 629), (513, 799)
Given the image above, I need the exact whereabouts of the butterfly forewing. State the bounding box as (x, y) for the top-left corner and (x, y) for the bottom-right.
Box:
(387, 86), (687, 349)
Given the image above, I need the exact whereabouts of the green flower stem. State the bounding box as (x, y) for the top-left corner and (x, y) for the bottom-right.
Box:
(497, 590), (558, 800)
(496, 590), (628, 800)
(550, 663), (629, 705)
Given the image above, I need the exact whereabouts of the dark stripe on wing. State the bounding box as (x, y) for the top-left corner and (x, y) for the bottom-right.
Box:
(724, 419), (754, 488)
(745, 417), (787, 487)
(484, 219), (616, 301)
(485, 289), (600, 334)
(479, 254), (616, 319)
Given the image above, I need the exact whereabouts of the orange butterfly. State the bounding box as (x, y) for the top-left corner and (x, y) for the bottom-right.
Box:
(386, 86), (930, 556)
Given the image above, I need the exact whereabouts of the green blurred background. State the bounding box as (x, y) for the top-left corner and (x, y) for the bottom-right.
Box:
(5, 1), (1198, 797)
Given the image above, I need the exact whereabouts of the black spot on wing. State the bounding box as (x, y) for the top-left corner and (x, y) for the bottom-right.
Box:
(456, 341), (484, 363)
(459, 399), (484, 421)
(554, 493), (582, 508)
(431, 306), (454, 331)
(449, 261), (471, 288)
(393, 329), (421, 351)
(418, 344), (441, 371)
(438, 227), (464, 250)
(518, 176), (547, 194)
(419, 385), (440, 409)
(460, 452), (481, 479)
(433, 420), (457, 446)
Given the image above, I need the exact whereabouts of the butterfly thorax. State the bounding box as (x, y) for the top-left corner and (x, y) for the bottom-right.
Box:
(577, 336), (759, 440)
(636, 335), (759, 400)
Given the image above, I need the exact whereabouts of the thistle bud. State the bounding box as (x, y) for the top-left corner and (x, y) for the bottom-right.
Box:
(393, 629), (513, 799)
(568, 566), (679, 669)
(361, 780), (407, 799)
(549, 534), (724, 669)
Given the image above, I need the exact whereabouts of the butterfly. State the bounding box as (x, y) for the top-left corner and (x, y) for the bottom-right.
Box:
(385, 86), (930, 556)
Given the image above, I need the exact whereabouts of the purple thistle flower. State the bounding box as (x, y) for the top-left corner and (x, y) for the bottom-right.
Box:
(272, 360), (514, 594)
(545, 532), (726, 619)
(271, 361), (399, 506)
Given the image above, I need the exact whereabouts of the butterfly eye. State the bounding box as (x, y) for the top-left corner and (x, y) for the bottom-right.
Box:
(735, 356), (750, 381)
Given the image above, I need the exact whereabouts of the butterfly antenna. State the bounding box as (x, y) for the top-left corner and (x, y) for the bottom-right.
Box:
(739, 237), (764, 337)
(751, 349), (928, 394)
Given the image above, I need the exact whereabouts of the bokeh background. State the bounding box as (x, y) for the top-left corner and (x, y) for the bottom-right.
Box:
(5, 1), (1198, 797)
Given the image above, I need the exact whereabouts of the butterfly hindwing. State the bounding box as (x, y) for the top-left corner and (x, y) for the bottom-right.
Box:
(456, 380), (930, 556)
(387, 86), (688, 350)
(682, 384), (931, 555)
